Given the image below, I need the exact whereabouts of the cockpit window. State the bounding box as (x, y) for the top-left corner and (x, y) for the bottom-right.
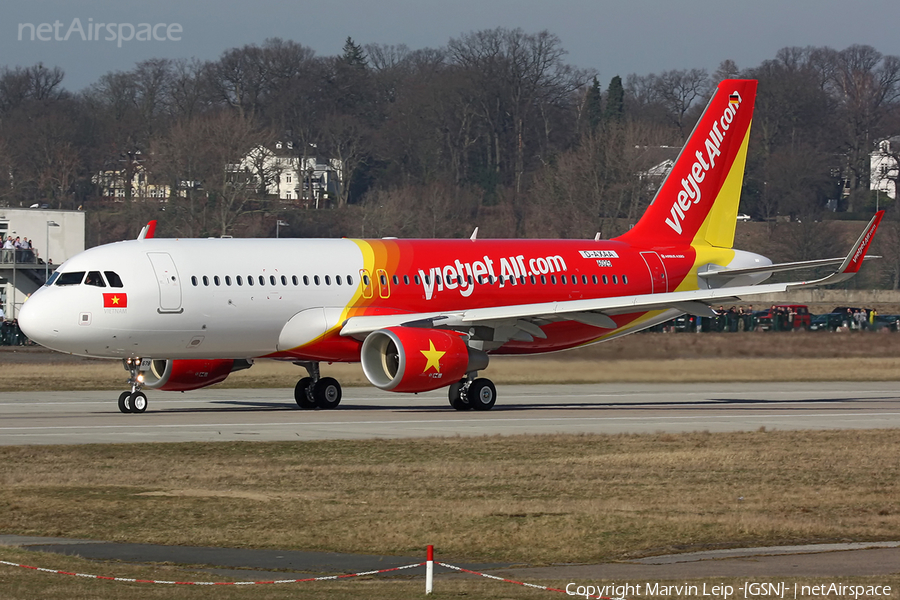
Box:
(84, 271), (106, 287)
(44, 272), (60, 287)
(55, 271), (85, 286)
(104, 271), (124, 288)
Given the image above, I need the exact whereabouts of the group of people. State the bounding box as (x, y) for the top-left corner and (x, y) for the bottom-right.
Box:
(1, 235), (39, 263)
(0, 317), (27, 346)
(843, 307), (878, 331)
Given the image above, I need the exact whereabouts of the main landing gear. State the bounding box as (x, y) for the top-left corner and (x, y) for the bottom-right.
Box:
(118, 357), (148, 414)
(448, 375), (496, 411)
(293, 361), (342, 410)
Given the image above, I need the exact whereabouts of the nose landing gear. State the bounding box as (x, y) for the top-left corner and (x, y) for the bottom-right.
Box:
(118, 358), (149, 414)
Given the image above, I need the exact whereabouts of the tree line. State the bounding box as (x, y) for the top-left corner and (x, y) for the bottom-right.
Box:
(1, 32), (899, 267)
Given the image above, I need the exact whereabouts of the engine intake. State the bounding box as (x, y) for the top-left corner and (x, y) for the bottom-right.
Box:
(141, 359), (253, 391)
(360, 327), (488, 393)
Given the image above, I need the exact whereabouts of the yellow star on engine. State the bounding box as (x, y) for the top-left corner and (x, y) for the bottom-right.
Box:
(421, 340), (445, 373)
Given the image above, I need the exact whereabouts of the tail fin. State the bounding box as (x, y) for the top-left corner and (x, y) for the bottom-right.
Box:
(616, 79), (758, 249)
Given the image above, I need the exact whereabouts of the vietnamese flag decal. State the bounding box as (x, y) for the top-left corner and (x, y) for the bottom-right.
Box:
(103, 293), (127, 308)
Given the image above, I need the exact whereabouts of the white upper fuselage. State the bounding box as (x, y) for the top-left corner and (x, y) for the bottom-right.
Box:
(20, 238), (363, 359)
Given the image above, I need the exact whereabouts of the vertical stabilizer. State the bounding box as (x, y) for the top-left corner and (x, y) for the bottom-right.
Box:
(616, 79), (757, 249)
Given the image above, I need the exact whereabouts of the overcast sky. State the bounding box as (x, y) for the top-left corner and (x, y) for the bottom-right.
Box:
(4, 0), (900, 91)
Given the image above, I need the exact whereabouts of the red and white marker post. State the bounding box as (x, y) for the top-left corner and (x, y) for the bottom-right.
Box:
(425, 545), (434, 594)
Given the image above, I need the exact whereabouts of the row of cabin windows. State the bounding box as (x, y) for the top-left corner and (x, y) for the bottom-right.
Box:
(367, 272), (629, 287)
(190, 274), (355, 288)
(50, 270), (125, 288)
(189, 272), (630, 290)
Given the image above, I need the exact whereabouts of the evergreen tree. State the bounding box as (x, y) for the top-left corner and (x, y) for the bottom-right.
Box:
(605, 75), (624, 122)
(585, 76), (602, 131)
(342, 37), (368, 69)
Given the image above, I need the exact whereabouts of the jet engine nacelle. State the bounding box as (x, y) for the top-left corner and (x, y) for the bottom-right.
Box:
(141, 358), (253, 391)
(360, 327), (488, 393)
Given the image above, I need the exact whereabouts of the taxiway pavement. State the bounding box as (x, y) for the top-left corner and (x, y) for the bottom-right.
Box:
(2, 382), (899, 445)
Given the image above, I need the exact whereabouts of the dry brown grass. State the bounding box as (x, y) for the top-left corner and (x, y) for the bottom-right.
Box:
(4, 330), (900, 391)
(1, 431), (899, 566)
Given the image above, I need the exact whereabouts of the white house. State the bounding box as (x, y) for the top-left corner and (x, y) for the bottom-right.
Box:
(870, 136), (900, 200)
(93, 152), (173, 201)
(234, 142), (342, 207)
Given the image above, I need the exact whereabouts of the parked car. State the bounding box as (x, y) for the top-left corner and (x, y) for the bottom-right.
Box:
(753, 304), (811, 331)
(809, 312), (847, 332)
(873, 314), (900, 332)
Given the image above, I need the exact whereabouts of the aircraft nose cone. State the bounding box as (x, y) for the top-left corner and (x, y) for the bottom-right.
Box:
(17, 291), (57, 347)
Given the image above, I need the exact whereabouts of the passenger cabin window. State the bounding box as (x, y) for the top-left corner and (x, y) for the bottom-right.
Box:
(56, 271), (85, 286)
(84, 271), (106, 287)
(105, 271), (124, 288)
(237, 276), (243, 286)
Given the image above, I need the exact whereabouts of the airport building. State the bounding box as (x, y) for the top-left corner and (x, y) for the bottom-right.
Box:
(0, 207), (85, 320)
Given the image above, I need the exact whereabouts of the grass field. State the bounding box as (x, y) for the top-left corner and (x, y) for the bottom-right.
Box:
(3, 330), (900, 391)
(1, 431), (898, 564)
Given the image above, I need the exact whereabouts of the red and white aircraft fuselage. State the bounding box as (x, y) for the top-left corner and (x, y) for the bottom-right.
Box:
(19, 80), (883, 413)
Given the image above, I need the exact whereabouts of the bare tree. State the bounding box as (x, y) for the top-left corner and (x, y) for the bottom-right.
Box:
(821, 45), (900, 210)
(153, 111), (274, 236)
(448, 27), (591, 233)
(652, 68), (711, 135)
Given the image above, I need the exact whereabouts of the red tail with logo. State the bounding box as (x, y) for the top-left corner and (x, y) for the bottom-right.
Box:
(616, 79), (758, 250)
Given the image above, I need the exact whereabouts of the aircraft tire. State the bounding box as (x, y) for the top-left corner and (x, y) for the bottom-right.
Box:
(313, 377), (342, 409)
(131, 392), (148, 413)
(468, 378), (497, 411)
(118, 391), (132, 414)
(294, 377), (316, 409)
(448, 381), (471, 411)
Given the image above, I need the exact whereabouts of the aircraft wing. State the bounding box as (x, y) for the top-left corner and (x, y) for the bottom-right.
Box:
(340, 211), (883, 338)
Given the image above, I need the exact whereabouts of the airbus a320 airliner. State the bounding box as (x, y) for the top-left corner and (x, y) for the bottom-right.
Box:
(19, 80), (883, 413)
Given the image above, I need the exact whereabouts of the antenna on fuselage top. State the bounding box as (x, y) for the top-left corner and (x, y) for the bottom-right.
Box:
(470, 227), (479, 240)
(594, 232), (601, 241)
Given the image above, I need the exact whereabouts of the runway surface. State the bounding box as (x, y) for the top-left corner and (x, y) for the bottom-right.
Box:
(2, 382), (900, 445)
